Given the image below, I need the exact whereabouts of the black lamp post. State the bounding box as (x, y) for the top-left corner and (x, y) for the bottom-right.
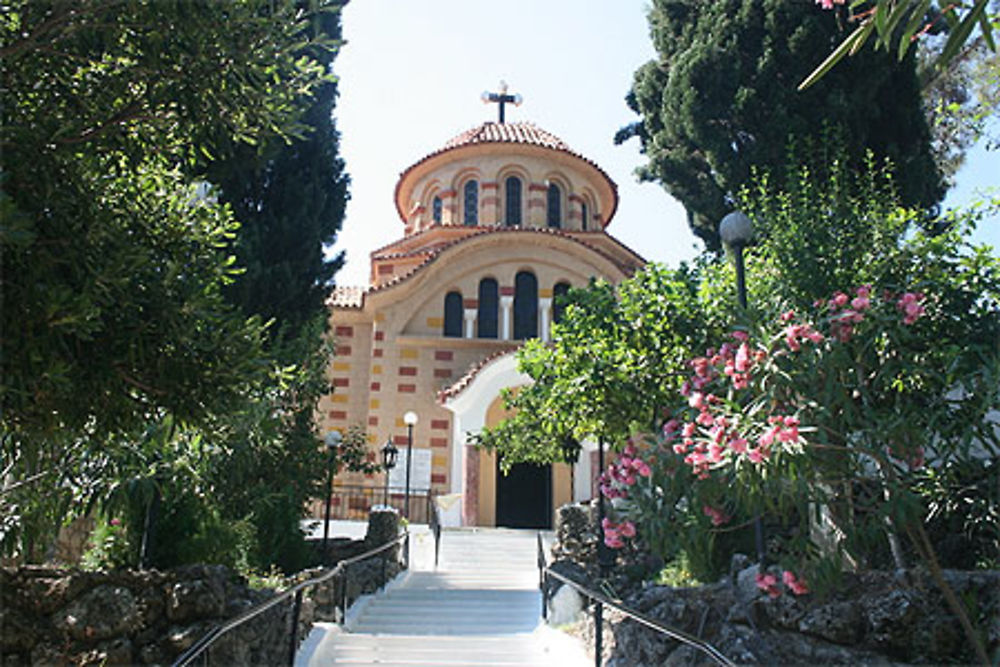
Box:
(719, 211), (765, 564)
(321, 430), (343, 558)
(402, 411), (418, 519)
(381, 439), (398, 507)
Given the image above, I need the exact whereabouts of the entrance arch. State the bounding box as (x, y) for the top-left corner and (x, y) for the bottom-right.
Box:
(442, 352), (570, 527)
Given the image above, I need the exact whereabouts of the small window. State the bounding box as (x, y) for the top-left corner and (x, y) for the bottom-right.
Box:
(478, 278), (498, 339)
(580, 202), (588, 231)
(553, 282), (571, 324)
(505, 177), (522, 227)
(547, 184), (561, 228)
(513, 271), (538, 340)
(464, 180), (479, 226)
(444, 291), (463, 337)
(432, 196), (443, 224)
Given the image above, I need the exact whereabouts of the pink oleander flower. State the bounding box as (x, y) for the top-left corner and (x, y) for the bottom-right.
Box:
(689, 392), (706, 410)
(815, 0), (845, 8)
(680, 381), (691, 396)
(782, 570), (810, 596)
(672, 442), (688, 455)
(682, 422), (697, 438)
(110, 518), (121, 526)
(830, 291), (849, 308)
(703, 504), (730, 526)
(747, 448), (766, 464)
(634, 459), (652, 477)
(696, 410), (715, 427)
(856, 284), (871, 298)
(731, 330), (749, 342)
(663, 419), (680, 438)
(729, 437), (748, 454)
(619, 520), (637, 538)
(851, 295), (870, 311)
(605, 534), (624, 549)
(734, 342), (751, 372)
(897, 292), (926, 325)
(708, 443), (724, 463)
(732, 373), (749, 390)
(756, 572), (781, 598)
(780, 310), (796, 322)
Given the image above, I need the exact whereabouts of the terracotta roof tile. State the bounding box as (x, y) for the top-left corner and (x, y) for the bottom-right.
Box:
(442, 122), (571, 151)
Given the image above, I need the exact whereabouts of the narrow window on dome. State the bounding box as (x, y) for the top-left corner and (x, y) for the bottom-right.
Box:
(478, 278), (498, 339)
(513, 271), (538, 339)
(432, 196), (443, 224)
(505, 177), (522, 227)
(464, 180), (479, 225)
(443, 291), (463, 337)
(580, 202), (589, 231)
(553, 281), (571, 324)
(547, 183), (561, 228)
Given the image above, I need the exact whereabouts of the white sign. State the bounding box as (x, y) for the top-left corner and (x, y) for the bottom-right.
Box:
(388, 447), (432, 492)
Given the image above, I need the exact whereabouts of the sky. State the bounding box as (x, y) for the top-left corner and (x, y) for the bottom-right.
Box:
(329, 1), (997, 288)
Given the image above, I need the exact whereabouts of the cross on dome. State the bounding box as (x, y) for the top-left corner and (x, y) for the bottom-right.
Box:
(480, 80), (522, 124)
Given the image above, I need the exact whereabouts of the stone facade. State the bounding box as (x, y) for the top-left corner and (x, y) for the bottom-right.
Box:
(322, 120), (644, 527)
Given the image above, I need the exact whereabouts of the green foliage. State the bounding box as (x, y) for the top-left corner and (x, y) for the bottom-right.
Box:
(619, 0), (942, 246)
(474, 265), (722, 468)
(0, 0), (349, 568)
(801, 0), (999, 91)
(80, 517), (132, 571)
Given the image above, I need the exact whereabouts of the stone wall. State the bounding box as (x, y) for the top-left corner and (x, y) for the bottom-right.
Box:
(549, 503), (1000, 665)
(2, 509), (405, 666)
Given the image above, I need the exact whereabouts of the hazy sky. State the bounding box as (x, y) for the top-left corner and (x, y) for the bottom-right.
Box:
(329, 1), (997, 287)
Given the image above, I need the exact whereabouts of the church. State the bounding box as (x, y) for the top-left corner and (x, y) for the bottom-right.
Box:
(321, 95), (644, 529)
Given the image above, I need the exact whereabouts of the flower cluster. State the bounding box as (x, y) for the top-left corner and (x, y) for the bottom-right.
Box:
(756, 569), (809, 598)
(602, 516), (636, 549)
(599, 442), (652, 500)
(815, 0), (845, 8)
(897, 291), (925, 325)
(825, 285), (872, 342)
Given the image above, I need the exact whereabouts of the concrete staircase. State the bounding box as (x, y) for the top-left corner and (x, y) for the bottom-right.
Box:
(296, 528), (589, 666)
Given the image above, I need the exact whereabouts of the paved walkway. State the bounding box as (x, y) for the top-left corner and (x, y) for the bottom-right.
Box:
(296, 527), (590, 666)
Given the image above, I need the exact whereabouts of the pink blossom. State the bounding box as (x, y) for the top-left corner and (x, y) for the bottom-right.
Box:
(689, 392), (706, 410)
(735, 343), (751, 372)
(758, 428), (776, 448)
(729, 437), (748, 454)
(663, 419), (680, 438)
(708, 443), (724, 463)
(851, 295), (870, 311)
(619, 520), (637, 538)
(110, 518), (121, 527)
(830, 291), (849, 308)
(732, 373), (749, 390)
(601, 516), (613, 530)
(696, 411), (715, 427)
(815, 0), (846, 8)
(897, 292), (926, 325)
(680, 381), (691, 397)
(605, 534), (624, 549)
(856, 284), (871, 298)
(780, 310), (796, 322)
(703, 504), (730, 526)
(634, 459), (652, 477)
(756, 572), (781, 598)
(782, 570), (810, 596)
(672, 442), (688, 455)
(731, 330), (749, 342)
(682, 422), (697, 438)
(747, 448), (766, 464)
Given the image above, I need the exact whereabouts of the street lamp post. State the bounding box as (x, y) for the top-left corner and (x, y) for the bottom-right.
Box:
(381, 439), (399, 508)
(719, 211), (766, 564)
(402, 411), (418, 519)
(321, 430), (343, 559)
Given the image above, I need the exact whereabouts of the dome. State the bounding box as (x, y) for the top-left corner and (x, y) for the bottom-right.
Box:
(394, 121), (618, 231)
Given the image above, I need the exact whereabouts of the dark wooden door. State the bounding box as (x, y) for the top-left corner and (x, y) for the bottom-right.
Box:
(495, 461), (552, 529)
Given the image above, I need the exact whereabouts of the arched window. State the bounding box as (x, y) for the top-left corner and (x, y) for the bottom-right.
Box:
(553, 281), (571, 324)
(504, 176), (522, 227)
(513, 271), (538, 340)
(477, 278), (498, 339)
(580, 202), (589, 231)
(464, 180), (479, 226)
(432, 196), (443, 224)
(443, 291), (463, 337)
(547, 183), (562, 228)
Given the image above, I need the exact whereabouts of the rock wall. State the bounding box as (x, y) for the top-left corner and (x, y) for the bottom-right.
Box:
(2, 509), (405, 666)
(587, 566), (1000, 666)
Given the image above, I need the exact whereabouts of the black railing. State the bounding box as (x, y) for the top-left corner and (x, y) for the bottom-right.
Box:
(536, 533), (735, 667)
(310, 484), (436, 524)
(172, 530), (409, 667)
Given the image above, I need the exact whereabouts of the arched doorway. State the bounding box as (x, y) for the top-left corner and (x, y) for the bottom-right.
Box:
(495, 461), (552, 529)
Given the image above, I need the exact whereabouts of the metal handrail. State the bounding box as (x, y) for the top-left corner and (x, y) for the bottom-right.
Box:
(172, 530), (409, 667)
(537, 534), (735, 667)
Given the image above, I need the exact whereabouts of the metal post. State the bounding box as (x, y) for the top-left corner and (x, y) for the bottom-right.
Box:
(322, 448), (335, 560)
(595, 437), (610, 666)
(287, 590), (303, 667)
(404, 423), (413, 519)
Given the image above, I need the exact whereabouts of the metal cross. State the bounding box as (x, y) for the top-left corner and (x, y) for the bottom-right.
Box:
(481, 81), (522, 123)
